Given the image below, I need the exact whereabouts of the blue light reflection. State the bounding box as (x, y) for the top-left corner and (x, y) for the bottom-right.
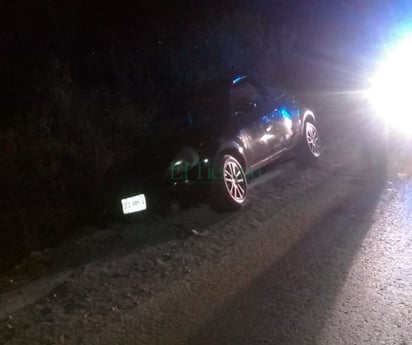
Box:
(232, 75), (247, 85)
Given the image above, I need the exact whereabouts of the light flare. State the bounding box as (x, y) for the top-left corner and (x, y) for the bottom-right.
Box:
(368, 34), (412, 132)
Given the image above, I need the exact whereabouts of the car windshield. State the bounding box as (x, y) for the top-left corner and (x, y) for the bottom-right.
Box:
(182, 85), (228, 127)
(146, 82), (228, 139)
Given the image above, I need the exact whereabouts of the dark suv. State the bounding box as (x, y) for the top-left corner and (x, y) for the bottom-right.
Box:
(107, 75), (321, 215)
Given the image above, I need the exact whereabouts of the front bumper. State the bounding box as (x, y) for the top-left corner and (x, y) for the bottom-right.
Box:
(107, 168), (212, 218)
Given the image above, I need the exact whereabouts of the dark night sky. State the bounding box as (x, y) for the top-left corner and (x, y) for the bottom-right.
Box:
(0, 1), (405, 57)
(1, 1), (401, 51)
(0, 0), (410, 105)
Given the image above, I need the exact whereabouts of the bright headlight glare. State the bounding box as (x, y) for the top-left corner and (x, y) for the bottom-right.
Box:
(368, 34), (412, 132)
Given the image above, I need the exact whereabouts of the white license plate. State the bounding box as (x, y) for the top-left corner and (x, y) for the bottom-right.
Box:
(121, 194), (147, 214)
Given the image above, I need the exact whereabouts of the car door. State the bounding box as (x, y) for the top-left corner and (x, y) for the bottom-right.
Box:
(258, 80), (301, 151)
(229, 79), (278, 167)
(278, 94), (302, 143)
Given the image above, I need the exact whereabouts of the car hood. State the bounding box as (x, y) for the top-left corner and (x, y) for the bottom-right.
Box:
(141, 124), (218, 171)
(106, 125), (218, 197)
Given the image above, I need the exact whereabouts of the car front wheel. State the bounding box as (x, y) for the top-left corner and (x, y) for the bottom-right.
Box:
(212, 154), (248, 211)
(298, 121), (321, 164)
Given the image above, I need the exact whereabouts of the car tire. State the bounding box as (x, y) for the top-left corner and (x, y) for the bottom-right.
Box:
(211, 154), (248, 211)
(297, 120), (321, 165)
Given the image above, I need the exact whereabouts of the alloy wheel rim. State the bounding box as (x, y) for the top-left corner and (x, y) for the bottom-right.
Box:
(306, 123), (321, 157)
(224, 160), (246, 202)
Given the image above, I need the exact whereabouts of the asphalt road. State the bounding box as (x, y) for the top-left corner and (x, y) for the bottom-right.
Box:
(1, 119), (412, 345)
(185, 175), (412, 345)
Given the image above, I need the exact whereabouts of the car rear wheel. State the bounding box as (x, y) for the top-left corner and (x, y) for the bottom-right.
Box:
(212, 154), (248, 211)
(298, 120), (321, 164)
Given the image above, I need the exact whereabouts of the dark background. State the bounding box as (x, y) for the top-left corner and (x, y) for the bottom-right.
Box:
(0, 0), (406, 261)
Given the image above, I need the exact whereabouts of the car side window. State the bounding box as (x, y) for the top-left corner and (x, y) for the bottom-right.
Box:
(230, 81), (265, 117)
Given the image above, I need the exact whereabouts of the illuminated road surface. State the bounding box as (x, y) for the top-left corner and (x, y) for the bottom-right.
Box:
(185, 177), (412, 345)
